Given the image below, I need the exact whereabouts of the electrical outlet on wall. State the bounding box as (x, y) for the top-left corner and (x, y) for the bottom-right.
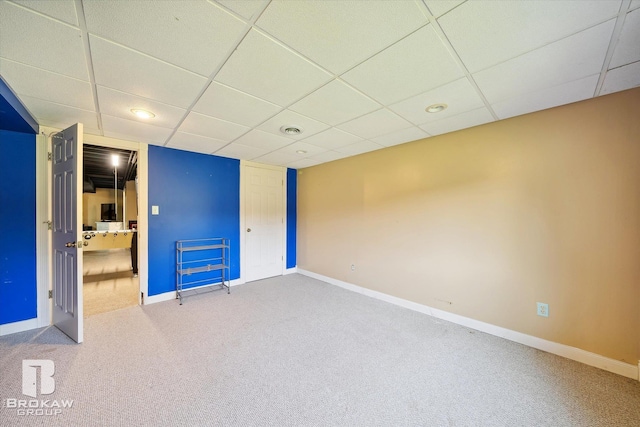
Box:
(537, 302), (549, 317)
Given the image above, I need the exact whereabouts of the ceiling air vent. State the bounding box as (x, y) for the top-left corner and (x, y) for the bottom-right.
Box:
(280, 125), (303, 135)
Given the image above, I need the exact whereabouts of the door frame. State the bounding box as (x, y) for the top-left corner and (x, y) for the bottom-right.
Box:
(37, 127), (150, 328)
(239, 160), (287, 284)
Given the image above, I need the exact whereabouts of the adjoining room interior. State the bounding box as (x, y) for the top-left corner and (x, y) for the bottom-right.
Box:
(82, 144), (139, 317)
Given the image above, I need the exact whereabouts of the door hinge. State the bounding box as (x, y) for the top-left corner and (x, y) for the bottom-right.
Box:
(48, 290), (52, 299)
(47, 152), (52, 161)
(44, 220), (52, 230)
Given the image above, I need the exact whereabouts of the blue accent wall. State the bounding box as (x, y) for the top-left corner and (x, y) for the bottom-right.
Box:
(0, 130), (37, 324)
(286, 168), (297, 269)
(148, 146), (240, 296)
(0, 77), (38, 134)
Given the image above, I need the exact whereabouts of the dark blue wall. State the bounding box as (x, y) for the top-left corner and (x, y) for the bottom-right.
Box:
(286, 168), (297, 269)
(0, 130), (37, 324)
(148, 146), (240, 296)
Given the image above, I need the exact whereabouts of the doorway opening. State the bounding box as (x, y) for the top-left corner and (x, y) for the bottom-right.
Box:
(82, 144), (138, 317)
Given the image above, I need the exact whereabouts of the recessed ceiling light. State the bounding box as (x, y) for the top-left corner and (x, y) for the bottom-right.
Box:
(131, 109), (155, 119)
(296, 150), (307, 154)
(425, 103), (447, 113)
(280, 125), (303, 135)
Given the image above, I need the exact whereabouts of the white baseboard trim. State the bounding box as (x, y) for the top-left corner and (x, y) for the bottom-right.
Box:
(144, 279), (244, 305)
(0, 317), (40, 337)
(298, 269), (639, 380)
(284, 267), (298, 275)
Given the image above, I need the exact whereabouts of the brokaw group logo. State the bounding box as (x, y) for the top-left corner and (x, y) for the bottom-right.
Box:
(3, 360), (74, 416)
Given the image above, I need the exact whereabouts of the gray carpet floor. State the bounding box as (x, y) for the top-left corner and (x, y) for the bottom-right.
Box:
(1, 274), (639, 426)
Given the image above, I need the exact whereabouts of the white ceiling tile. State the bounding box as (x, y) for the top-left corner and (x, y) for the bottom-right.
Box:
(11, 0), (78, 25)
(610, 8), (640, 68)
(232, 129), (294, 151)
(474, 21), (615, 104)
(308, 150), (351, 163)
(179, 112), (249, 141)
(423, 0), (465, 18)
(601, 61), (640, 95)
(632, 0), (640, 10)
(214, 143), (270, 160)
(337, 109), (413, 140)
(335, 140), (385, 156)
(19, 95), (99, 133)
(371, 126), (430, 147)
(257, 110), (330, 140)
(0, 58), (94, 110)
(90, 36), (207, 108)
(0, 2), (88, 80)
(286, 158), (322, 169)
(301, 128), (364, 150)
(256, 0), (428, 74)
(97, 86), (186, 129)
(216, 0), (268, 20)
(419, 107), (494, 136)
(492, 75), (599, 120)
(166, 131), (228, 154)
(83, 1), (246, 76)
(342, 25), (464, 105)
(439, 0), (621, 73)
(252, 150), (302, 166)
(289, 80), (381, 126)
(102, 115), (173, 145)
(193, 82), (281, 127)
(389, 78), (485, 125)
(277, 141), (328, 157)
(214, 29), (332, 106)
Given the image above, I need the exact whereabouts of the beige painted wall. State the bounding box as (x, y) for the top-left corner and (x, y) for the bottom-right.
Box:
(83, 188), (123, 228)
(298, 88), (640, 364)
(125, 180), (138, 227)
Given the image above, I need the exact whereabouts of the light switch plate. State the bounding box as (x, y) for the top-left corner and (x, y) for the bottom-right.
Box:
(152, 205), (159, 215)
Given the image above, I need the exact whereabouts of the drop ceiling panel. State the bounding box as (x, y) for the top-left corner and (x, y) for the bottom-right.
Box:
(83, 1), (246, 76)
(277, 141), (328, 157)
(389, 78), (485, 125)
(420, 107), (494, 136)
(252, 150), (301, 166)
(342, 25), (464, 105)
(257, 110), (329, 140)
(439, 0), (622, 73)
(473, 21), (615, 104)
(423, 0), (465, 18)
(337, 109), (413, 140)
(371, 126), (430, 147)
(214, 143), (270, 160)
(90, 36), (207, 108)
(609, 8), (640, 68)
(178, 112), (249, 141)
(289, 80), (381, 126)
(256, 0), (428, 74)
(11, 0), (78, 25)
(166, 131), (228, 154)
(335, 140), (385, 156)
(102, 115), (173, 145)
(601, 61), (640, 95)
(216, 0), (268, 20)
(214, 29), (332, 106)
(632, 0), (640, 10)
(492, 75), (599, 120)
(20, 95), (99, 133)
(0, 2), (88, 80)
(301, 128), (364, 150)
(0, 58), (94, 110)
(97, 86), (186, 129)
(232, 129), (293, 151)
(286, 158), (322, 169)
(192, 82), (281, 127)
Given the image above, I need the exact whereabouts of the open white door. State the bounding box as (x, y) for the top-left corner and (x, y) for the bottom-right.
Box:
(244, 165), (284, 282)
(51, 123), (83, 343)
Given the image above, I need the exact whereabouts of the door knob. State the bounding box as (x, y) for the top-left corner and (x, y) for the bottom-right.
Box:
(65, 241), (76, 248)
(82, 241), (89, 247)
(247, 228), (251, 232)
